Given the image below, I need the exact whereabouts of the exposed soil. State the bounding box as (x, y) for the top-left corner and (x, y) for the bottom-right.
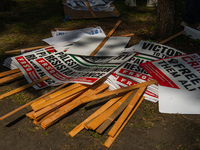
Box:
(0, 0), (200, 150)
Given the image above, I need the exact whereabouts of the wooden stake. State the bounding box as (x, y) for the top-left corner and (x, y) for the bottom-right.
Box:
(79, 80), (157, 103)
(104, 96), (145, 148)
(0, 82), (69, 120)
(4, 45), (49, 54)
(85, 91), (133, 130)
(31, 83), (81, 109)
(0, 76), (50, 100)
(0, 72), (24, 85)
(0, 69), (21, 78)
(32, 85), (89, 111)
(68, 96), (122, 137)
(85, 0), (97, 18)
(33, 91), (83, 121)
(159, 30), (185, 44)
(108, 86), (147, 137)
(40, 83), (109, 129)
(89, 20), (122, 56)
(96, 89), (138, 134)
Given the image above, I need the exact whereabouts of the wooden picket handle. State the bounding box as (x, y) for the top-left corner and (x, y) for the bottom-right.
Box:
(32, 84), (89, 112)
(89, 20), (122, 56)
(85, 91), (133, 130)
(33, 91), (83, 121)
(159, 30), (185, 44)
(85, 0), (97, 18)
(4, 45), (49, 54)
(79, 79), (157, 103)
(104, 96), (145, 148)
(68, 96), (122, 137)
(0, 76), (50, 100)
(0, 82), (69, 120)
(108, 86), (147, 137)
(96, 89), (138, 134)
(0, 69), (21, 78)
(40, 83), (109, 129)
(0, 72), (24, 85)
(30, 83), (82, 109)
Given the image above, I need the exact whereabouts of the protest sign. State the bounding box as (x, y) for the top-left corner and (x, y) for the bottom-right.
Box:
(133, 40), (185, 59)
(140, 53), (200, 114)
(51, 26), (105, 37)
(34, 52), (134, 85)
(11, 46), (69, 89)
(45, 26), (105, 45)
(105, 73), (158, 102)
(65, 35), (131, 56)
(115, 41), (186, 96)
(63, 0), (114, 12)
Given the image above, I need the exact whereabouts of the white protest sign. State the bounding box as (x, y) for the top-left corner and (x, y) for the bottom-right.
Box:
(44, 26), (106, 46)
(106, 73), (158, 102)
(11, 46), (68, 89)
(34, 52), (134, 85)
(140, 53), (200, 114)
(66, 35), (131, 56)
(134, 40), (185, 59)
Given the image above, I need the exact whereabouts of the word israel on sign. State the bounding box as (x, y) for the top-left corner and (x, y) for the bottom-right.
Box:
(34, 51), (134, 85)
(140, 53), (200, 114)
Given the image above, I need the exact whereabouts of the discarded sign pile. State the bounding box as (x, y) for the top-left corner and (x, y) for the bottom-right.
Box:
(1, 20), (200, 148)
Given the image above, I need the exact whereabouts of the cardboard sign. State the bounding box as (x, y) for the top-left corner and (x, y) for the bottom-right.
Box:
(34, 52), (134, 85)
(62, 0), (120, 19)
(105, 73), (158, 102)
(11, 46), (68, 89)
(140, 53), (200, 114)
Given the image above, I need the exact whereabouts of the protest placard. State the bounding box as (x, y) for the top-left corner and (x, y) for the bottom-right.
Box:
(140, 53), (200, 114)
(105, 73), (158, 102)
(11, 46), (69, 89)
(33, 52), (134, 85)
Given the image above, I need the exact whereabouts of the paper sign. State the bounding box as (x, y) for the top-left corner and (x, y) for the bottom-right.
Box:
(34, 52), (134, 85)
(11, 46), (68, 89)
(65, 35), (131, 56)
(140, 53), (200, 114)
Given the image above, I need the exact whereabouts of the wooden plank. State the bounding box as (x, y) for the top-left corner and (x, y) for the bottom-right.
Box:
(96, 89), (138, 134)
(159, 30), (185, 44)
(33, 91), (83, 121)
(31, 84), (89, 111)
(31, 83), (82, 109)
(0, 69), (21, 78)
(104, 96), (145, 148)
(0, 82), (69, 120)
(89, 20), (122, 56)
(85, 91), (133, 130)
(40, 83), (109, 129)
(0, 76), (50, 100)
(108, 86), (147, 137)
(79, 79), (157, 103)
(0, 72), (24, 85)
(5, 45), (49, 54)
(85, 0), (97, 18)
(68, 96), (122, 137)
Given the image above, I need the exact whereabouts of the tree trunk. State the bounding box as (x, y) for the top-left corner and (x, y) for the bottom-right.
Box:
(156, 0), (175, 40)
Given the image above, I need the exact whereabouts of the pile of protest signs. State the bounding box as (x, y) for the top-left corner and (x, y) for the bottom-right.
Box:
(62, 0), (120, 19)
(1, 20), (200, 148)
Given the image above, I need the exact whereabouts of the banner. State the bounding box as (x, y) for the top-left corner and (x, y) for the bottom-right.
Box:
(33, 52), (134, 85)
(140, 53), (200, 114)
